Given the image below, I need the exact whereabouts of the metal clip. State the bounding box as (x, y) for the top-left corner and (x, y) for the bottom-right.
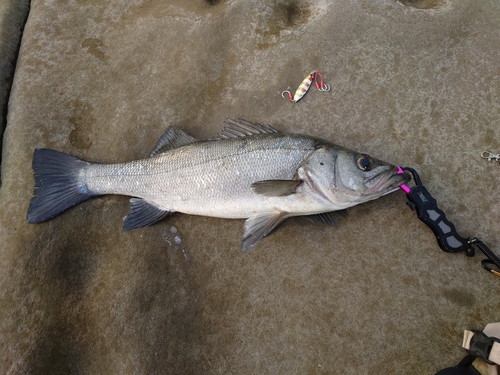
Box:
(470, 237), (500, 277)
(481, 151), (500, 162)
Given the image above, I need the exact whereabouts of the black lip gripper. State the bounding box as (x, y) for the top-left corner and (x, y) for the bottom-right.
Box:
(399, 167), (472, 254)
(398, 166), (500, 276)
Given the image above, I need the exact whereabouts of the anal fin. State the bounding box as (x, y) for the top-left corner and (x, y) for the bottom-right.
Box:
(242, 211), (287, 251)
(123, 198), (172, 231)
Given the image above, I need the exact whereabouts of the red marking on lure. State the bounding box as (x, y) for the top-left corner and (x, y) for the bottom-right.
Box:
(282, 71), (331, 103)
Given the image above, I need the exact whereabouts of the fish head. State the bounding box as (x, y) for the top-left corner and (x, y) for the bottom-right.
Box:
(301, 144), (410, 208)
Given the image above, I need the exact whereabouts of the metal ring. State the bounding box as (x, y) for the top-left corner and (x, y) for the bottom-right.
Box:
(481, 151), (493, 159)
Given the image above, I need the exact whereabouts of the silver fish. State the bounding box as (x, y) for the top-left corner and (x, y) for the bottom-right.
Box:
(27, 119), (410, 251)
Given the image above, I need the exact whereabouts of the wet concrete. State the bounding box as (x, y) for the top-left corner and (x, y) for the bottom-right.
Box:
(1, 0), (499, 373)
(0, 0), (30, 180)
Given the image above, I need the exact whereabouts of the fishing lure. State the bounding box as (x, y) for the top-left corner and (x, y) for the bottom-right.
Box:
(481, 151), (500, 162)
(281, 71), (330, 103)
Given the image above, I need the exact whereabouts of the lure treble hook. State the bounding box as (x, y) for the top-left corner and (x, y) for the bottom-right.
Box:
(313, 71), (331, 92)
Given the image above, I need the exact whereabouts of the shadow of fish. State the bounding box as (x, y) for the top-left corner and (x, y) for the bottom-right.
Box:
(27, 119), (410, 251)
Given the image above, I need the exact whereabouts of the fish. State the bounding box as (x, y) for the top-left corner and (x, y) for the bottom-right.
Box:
(27, 118), (410, 251)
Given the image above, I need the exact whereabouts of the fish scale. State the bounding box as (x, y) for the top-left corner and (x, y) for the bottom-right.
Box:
(84, 133), (316, 218)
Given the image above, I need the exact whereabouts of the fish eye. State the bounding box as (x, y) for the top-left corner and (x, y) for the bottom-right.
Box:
(357, 155), (373, 171)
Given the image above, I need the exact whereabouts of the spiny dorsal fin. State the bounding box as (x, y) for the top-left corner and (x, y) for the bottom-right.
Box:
(251, 180), (302, 197)
(149, 126), (198, 157)
(211, 118), (280, 140)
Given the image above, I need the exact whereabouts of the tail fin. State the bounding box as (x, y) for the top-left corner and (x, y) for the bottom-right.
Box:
(27, 148), (95, 223)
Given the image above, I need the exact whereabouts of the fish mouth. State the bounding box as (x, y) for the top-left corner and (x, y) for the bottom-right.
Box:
(364, 166), (411, 196)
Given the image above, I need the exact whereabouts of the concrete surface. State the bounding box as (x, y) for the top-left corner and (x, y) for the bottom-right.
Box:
(1, 0), (499, 374)
(0, 0), (30, 176)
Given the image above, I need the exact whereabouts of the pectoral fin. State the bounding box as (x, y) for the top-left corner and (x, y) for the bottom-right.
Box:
(242, 211), (288, 251)
(307, 213), (336, 226)
(251, 180), (302, 197)
(123, 198), (172, 231)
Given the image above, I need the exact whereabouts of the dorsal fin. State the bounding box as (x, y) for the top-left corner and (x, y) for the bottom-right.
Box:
(149, 126), (198, 157)
(211, 118), (280, 140)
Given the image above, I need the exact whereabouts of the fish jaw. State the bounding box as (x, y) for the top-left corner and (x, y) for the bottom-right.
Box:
(364, 166), (411, 197)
